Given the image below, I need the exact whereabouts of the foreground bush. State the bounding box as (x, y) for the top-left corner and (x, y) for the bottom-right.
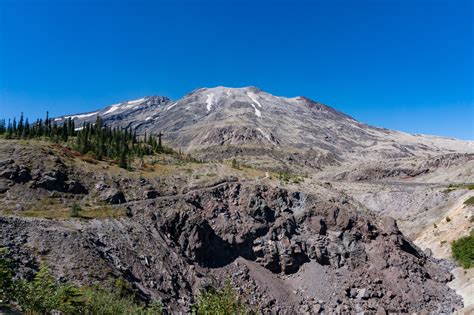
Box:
(452, 230), (474, 269)
(193, 281), (246, 315)
(0, 249), (162, 314)
(464, 196), (474, 206)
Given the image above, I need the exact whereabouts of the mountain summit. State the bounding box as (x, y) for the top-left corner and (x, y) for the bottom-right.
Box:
(56, 86), (474, 170)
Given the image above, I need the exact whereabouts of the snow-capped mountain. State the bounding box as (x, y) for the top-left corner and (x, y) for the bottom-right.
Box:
(55, 86), (474, 168)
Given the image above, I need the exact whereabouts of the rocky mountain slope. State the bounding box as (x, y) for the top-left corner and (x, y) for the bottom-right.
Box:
(55, 86), (474, 171)
(0, 140), (464, 313)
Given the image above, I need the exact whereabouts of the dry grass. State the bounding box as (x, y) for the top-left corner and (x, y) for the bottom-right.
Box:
(0, 197), (125, 220)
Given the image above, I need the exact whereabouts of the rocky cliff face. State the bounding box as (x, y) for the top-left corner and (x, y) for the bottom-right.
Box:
(0, 140), (464, 313)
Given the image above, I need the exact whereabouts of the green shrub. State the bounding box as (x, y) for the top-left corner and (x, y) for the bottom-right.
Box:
(70, 203), (82, 217)
(193, 280), (245, 315)
(0, 248), (14, 303)
(277, 172), (303, 185)
(12, 264), (84, 313)
(452, 230), (474, 269)
(464, 196), (474, 206)
(0, 257), (163, 314)
(145, 300), (164, 314)
(278, 172), (291, 184)
(81, 287), (142, 314)
(231, 159), (240, 170)
(446, 216), (451, 222)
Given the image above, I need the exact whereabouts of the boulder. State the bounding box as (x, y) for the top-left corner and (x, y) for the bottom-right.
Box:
(100, 188), (126, 204)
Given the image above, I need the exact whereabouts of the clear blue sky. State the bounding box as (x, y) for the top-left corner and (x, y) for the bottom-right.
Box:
(0, 0), (472, 139)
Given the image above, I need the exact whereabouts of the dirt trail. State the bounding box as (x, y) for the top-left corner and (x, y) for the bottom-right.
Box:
(413, 191), (474, 314)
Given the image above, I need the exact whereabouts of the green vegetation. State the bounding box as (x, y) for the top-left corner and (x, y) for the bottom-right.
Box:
(0, 113), (170, 169)
(446, 216), (451, 222)
(464, 196), (474, 206)
(0, 249), (163, 314)
(277, 171), (304, 184)
(443, 183), (474, 193)
(192, 281), (246, 315)
(1, 249), (246, 314)
(451, 230), (474, 269)
(70, 203), (82, 218)
(231, 158), (240, 170)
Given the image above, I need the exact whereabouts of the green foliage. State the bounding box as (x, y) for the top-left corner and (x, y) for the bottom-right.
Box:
(13, 264), (74, 313)
(452, 230), (474, 269)
(146, 300), (164, 314)
(192, 280), (245, 315)
(277, 172), (303, 184)
(446, 216), (451, 222)
(81, 287), (143, 314)
(114, 276), (135, 299)
(0, 248), (14, 303)
(0, 113), (171, 169)
(443, 183), (474, 193)
(464, 196), (474, 206)
(70, 203), (82, 218)
(231, 158), (240, 170)
(278, 172), (291, 183)
(0, 257), (163, 314)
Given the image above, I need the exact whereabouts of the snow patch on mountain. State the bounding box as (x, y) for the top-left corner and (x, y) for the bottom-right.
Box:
(64, 112), (98, 120)
(206, 94), (214, 112)
(104, 104), (121, 115)
(127, 98), (146, 105)
(247, 92), (263, 108)
(251, 103), (261, 117)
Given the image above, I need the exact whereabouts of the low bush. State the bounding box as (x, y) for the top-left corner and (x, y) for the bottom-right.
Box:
(192, 281), (246, 315)
(0, 249), (163, 314)
(70, 203), (82, 217)
(452, 230), (474, 269)
(464, 196), (474, 206)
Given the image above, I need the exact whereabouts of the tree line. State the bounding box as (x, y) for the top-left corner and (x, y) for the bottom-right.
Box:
(0, 112), (168, 169)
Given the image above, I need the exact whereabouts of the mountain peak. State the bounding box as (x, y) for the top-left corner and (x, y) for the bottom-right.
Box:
(53, 86), (474, 163)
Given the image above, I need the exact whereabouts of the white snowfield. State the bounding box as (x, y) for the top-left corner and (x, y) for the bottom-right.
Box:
(103, 104), (122, 115)
(206, 94), (214, 112)
(103, 98), (148, 115)
(127, 98), (146, 105)
(64, 111), (98, 120)
(247, 92), (263, 108)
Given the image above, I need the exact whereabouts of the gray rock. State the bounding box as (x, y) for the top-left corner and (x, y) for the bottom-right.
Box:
(100, 188), (126, 204)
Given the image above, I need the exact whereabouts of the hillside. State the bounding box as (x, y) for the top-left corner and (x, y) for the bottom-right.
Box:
(0, 139), (464, 313)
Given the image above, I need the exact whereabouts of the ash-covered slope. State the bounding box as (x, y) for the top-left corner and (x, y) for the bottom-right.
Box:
(56, 86), (474, 165)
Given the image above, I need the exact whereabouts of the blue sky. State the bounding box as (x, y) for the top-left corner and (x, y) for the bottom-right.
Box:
(0, 0), (472, 139)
